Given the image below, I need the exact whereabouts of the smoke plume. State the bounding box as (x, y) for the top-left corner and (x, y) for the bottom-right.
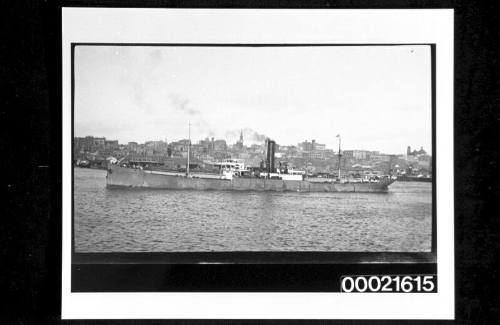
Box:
(225, 128), (269, 143)
(168, 93), (199, 115)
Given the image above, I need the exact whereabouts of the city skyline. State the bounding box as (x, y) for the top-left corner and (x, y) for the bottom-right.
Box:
(74, 45), (432, 154)
(74, 133), (431, 156)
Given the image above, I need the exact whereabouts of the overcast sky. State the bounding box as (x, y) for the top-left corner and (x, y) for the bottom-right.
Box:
(74, 45), (432, 154)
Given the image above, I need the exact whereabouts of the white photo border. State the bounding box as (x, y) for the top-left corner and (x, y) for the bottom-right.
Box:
(62, 8), (454, 319)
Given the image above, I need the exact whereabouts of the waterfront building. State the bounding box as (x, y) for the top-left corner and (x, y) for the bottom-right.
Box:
(127, 142), (138, 152)
(74, 136), (107, 154)
(145, 140), (168, 153)
(213, 139), (227, 151)
(105, 140), (119, 151)
(198, 138), (213, 153)
(92, 136), (105, 147)
(169, 139), (190, 153)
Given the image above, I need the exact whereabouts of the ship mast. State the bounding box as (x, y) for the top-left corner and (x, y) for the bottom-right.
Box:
(337, 134), (341, 180)
(187, 122), (191, 177)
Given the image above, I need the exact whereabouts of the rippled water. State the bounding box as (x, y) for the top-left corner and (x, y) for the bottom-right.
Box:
(74, 167), (432, 252)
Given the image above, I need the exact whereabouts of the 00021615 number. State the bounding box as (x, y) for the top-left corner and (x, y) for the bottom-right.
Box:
(341, 275), (437, 293)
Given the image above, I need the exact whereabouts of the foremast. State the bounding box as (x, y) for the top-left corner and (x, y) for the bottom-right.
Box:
(187, 122), (191, 177)
(336, 134), (342, 180)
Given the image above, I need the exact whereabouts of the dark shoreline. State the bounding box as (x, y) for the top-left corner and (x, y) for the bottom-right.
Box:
(397, 175), (432, 182)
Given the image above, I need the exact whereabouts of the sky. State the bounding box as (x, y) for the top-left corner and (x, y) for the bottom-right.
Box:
(74, 45), (432, 154)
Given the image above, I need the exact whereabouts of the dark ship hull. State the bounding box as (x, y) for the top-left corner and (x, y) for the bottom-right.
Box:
(106, 165), (395, 193)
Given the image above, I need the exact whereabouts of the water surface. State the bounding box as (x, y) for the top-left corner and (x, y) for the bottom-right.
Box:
(74, 167), (432, 252)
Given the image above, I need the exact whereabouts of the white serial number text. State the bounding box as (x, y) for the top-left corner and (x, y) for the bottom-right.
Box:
(341, 275), (436, 293)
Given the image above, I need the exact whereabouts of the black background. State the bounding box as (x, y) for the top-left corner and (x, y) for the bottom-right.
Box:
(1, 0), (499, 324)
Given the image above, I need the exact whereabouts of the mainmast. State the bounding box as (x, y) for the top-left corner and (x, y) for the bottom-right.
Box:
(187, 122), (191, 177)
(336, 134), (341, 180)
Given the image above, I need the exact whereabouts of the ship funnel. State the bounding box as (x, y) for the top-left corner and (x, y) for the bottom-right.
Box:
(266, 139), (276, 173)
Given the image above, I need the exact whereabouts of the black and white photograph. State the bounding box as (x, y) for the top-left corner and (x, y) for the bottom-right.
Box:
(73, 44), (434, 253)
(7, 0), (500, 323)
(61, 8), (455, 319)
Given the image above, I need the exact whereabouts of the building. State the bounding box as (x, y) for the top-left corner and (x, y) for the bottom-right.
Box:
(310, 150), (325, 159)
(407, 146), (427, 156)
(298, 140), (313, 152)
(74, 136), (106, 153)
(301, 150), (326, 160)
(198, 138), (214, 153)
(323, 149), (336, 159)
(213, 139), (227, 151)
(169, 139), (190, 153)
(145, 140), (168, 152)
(127, 142), (138, 152)
(92, 137), (105, 147)
(298, 139), (326, 152)
(73, 137), (87, 154)
(353, 150), (370, 160)
(193, 152), (214, 161)
(235, 131), (244, 150)
(105, 140), (119, 151)
(279, 145), (295, 152)
(341, 150), (371, 160)
(314, 143), (326, 151)
(343, 150), (354, 158)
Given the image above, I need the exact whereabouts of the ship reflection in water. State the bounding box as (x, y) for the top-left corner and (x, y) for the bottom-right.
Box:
(74, 167), (432, 252)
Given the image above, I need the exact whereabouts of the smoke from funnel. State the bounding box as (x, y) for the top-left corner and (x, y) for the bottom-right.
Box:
(225, 128), (268, 144)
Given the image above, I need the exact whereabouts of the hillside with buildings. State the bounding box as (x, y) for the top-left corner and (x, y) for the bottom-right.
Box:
(74, 133), (432, 178)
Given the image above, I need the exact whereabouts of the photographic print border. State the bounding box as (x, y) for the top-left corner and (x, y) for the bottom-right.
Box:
(62, 8), (454, 319)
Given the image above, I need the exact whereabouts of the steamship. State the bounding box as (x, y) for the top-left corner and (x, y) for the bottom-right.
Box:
(106, 135), (395, 193)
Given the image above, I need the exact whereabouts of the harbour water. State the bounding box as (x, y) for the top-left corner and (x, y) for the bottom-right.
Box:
(74, 167), (432, 252)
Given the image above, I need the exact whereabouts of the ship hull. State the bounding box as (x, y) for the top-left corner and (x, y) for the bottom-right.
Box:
(106, 165), (395, 193)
